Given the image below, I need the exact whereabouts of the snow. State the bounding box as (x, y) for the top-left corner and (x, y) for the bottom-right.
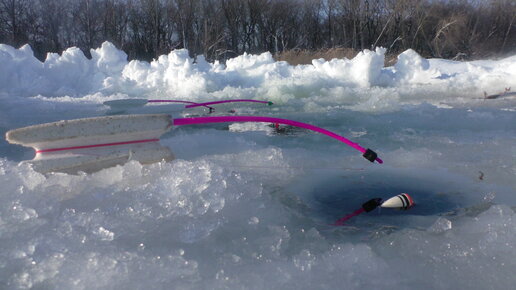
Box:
(0, 41), (515, 289)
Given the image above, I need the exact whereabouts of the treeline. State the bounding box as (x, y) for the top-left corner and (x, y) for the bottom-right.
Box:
(0, 0), (514, 62)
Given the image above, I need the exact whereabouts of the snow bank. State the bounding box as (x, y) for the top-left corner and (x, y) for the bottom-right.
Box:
(1, 42), (515, 110)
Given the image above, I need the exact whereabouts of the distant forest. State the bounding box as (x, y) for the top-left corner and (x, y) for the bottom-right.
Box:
(1, 0), (515, 62)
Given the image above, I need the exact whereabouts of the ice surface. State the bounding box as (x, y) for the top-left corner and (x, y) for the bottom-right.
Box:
(0, 42), (515, 289)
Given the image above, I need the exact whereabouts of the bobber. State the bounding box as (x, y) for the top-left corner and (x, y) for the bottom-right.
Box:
(380, 193), (414, 210)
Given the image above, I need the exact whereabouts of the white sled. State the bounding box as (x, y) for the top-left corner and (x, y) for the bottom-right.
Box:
(6, 114), (174, 174)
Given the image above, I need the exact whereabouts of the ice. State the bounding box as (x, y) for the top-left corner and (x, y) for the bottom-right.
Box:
(228, 122), (275, 134)
(1, 42), (515, 289)
(428, 217), (453, 233)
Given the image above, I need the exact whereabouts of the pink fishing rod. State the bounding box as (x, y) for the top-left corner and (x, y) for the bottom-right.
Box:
(184, 99), (273, 109)
(148, 100), (215, 112)
(173, 116), (383, 163)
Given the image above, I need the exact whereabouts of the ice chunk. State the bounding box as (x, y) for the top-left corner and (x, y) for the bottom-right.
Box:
(428, 217), (452, 233)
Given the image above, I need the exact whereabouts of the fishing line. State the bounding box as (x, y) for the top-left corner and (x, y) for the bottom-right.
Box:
(211, 164), (366, 171)
(36, 139), (160, 153)
(147, 99), (215, 111)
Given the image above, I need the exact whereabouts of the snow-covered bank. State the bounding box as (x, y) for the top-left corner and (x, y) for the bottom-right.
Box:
(0, 42), (515, 289)
(1, 42), (515, 111)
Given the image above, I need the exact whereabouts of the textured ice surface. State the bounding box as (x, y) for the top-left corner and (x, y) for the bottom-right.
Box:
(0, 43), (515, 289)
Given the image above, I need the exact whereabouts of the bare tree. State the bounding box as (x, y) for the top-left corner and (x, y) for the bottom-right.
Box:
(0, 0), (31, 46)
(72, 0), (103, 55)
(0, 0), (514, 61)
(101, 0), (130, 49)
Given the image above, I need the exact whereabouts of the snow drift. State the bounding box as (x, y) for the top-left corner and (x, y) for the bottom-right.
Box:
(1, 41), (515, 109)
